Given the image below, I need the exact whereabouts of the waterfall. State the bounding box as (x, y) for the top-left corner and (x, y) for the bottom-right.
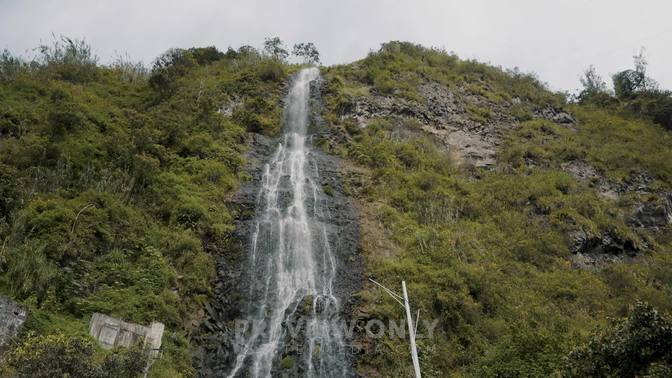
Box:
(228, 67), (350, 377)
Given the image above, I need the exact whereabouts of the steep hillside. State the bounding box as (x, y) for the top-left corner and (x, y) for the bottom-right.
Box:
(319, 42), (672, 376)
(0, 40), (671, 377)
(0, 42), (291, 376)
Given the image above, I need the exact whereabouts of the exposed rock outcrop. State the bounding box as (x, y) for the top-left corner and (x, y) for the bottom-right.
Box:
(628, 193), (672, 229)
(570, 230), (640, 270)
(0, 295), (26, 354)
(533, 105), (576, 124)
(337, 80), (576, 168)
(340, 82), (505, 167)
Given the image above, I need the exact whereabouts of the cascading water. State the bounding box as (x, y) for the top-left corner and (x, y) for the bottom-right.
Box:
(228, 67), (350, 377)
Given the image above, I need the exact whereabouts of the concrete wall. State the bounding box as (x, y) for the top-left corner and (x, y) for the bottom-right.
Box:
(89, 313), (164, 355)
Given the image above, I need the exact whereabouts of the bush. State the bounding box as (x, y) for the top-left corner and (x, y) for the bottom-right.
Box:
(3, 244), (58, 303)
(233, 97), (280, 134)
(257, 60), (285, 82)
(624, 90), (672, 131)
(565, 301), (672, 377)
(149, 49), (197, 97)
(0, 49), (27, 80)
(110, 53), (148, 83)
(36, 36), (99, 83)
(4, 333), (146, 378)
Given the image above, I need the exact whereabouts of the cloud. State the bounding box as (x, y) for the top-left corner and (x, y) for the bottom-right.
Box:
(1, 0), (670, 91)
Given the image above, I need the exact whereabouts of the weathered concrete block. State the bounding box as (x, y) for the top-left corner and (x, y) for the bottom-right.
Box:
(89, 313), (163, 354)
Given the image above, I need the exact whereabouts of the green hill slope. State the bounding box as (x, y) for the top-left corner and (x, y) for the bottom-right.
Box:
(320, 41), (672, 377)
(0, 42), (289, 376)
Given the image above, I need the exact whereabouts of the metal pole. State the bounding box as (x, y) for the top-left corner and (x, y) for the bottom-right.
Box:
(368, 278), (422, 377)
(402, 281), (421, 378)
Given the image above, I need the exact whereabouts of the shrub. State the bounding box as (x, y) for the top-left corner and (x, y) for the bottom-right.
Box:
(3, 244), (58, 303)
(0, 49), (27, 80)
(565, 301), (672, 377)
(280, 356), (295, 369)
(624, 90), (672, 131)
(110, 53), (148, 83)
(233, 97), (280, 134)
(257, 60), (285, 82)
(187, 46), (224, 66)
(149, 48), (197, 97)
(36, 36), (99, 83)
(4, 333), (146, 378)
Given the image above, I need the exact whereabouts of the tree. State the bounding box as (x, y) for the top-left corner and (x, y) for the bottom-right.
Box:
(292, 42), (320, 64)
(613, 49), (657, 99)
(577, 65), (612, 105)
(263, 37), (289, 61)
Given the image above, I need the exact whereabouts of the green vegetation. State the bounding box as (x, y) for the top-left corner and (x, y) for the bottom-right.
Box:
(322, 42), (672, 376)
(0, 38), (288, 375)
(280, 356), (295, 370)
(3, 333), (146, 377)
(324, 40), (563, 107)
(565, 301), (672, 377)
(262, 37), (321, 65)
(578, 51), (672, 131)
(503, 110), (672, 183)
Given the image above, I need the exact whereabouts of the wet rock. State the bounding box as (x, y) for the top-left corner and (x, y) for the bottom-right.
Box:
(192, 131), (271, 375)
(194, 76), (362, 377)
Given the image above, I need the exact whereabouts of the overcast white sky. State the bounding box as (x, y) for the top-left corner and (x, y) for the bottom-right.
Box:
(1, 0), (670, 92)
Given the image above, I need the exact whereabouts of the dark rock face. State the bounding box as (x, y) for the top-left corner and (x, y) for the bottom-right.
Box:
(572, 230), (639, 256)
(561, 160), (656, 199)
(570, 230), (640, 270)
(193, 132), (275, 376)
(194, 80), (362, 376)
(628, 194), (672, 229)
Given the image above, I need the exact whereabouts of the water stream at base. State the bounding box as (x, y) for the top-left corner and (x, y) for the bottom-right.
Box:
(227, 67), (349, 377)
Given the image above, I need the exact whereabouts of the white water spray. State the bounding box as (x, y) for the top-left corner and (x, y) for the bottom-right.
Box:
(228, 68), (349, 377)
